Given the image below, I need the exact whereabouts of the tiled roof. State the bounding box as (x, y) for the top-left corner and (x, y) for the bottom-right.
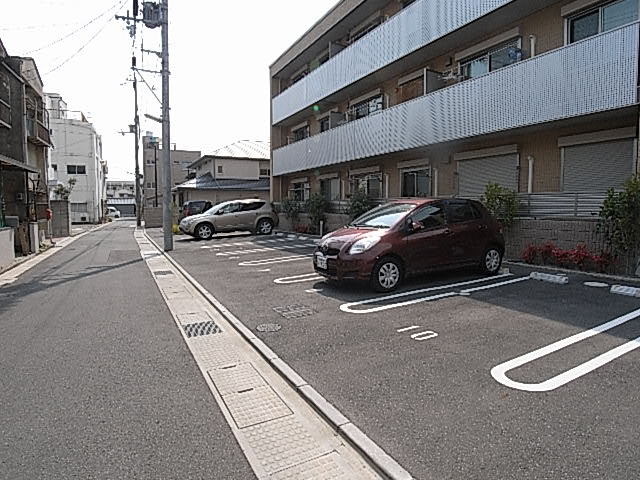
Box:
(174, 173), (270, 191)
(211, 140), (270, 159)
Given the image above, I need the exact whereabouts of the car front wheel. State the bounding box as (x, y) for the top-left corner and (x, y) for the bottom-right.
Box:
(481, 247), (503, 275)
(370, 257), (403, 292)
(195, 223), (214, 240)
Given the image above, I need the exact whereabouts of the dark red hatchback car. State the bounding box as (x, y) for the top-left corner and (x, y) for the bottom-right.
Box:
(313, 198), (505, 292)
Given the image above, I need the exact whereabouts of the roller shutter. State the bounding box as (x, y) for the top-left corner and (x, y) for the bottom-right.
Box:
(457, 154), (518, 198)
(562, 139), (634, 192)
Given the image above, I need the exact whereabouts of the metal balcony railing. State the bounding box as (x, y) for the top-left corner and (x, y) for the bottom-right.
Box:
(273, 23), (639, 176)
(516, 192), (610, 218)
(272, 0), (514, 124)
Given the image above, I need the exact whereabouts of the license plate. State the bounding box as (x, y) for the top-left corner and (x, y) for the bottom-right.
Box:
(315, 253), (327, 269)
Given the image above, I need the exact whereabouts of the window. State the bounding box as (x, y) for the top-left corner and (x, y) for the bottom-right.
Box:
(259, 168), (270, 176)
(71, 202), (88, 213)
(217, 165), (223, 174)
(568, 0), (638, 43)
(398, 76), (424, 103)
(241, 201), (265, 212)
(447, 201), (482, 223)
(0, 72), (10, 127)
(320, 178), (340, 201)
(412, 203), (446, 229)
(292, 125), (310, 142)
(67, 165), (86, 175)
(291, 69), (309, 85)
(146, 182), (155, 188)
(51, 164), (57, 171)
(218, 202), (242, 214)
(289, 182), (310, 201)
(349, 95), (383, 121)
(351, 173), (384, 198)
(350, 17), (383, 43)
(401, 168), (431, 197)
(460, 40), (522, 80)
(319, 117), (330, 132)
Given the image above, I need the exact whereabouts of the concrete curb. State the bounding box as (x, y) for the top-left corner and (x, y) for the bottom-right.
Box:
(143, 230), (414, 480)
(505, 260), (640, 284)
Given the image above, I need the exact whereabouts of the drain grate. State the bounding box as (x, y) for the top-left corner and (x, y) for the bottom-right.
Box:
(154, 270), (174, 276)
(272, 304), (315, 319)
(257, 323), (282, 333)
(183, 320), (222, 338)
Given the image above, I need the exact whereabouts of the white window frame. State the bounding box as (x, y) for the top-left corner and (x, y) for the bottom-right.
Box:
(399, 165), (432, 198)
(288, 181), (310, 202)
(458, 38), (523, 81)
(349, 172), (386, 199)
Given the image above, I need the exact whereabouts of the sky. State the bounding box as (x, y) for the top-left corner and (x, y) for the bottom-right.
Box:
(2, 0), (337, 180)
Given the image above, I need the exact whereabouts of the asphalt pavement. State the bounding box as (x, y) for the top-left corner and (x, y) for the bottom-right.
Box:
(154, 229), (640, 480)
(0, 221), (256, 480)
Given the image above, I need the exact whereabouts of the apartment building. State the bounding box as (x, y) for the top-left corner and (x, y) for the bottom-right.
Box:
(270, 0), (639, 215)
(174, 140), (271, 205)
(1, 37), (52, 258)
(106, 180), (135, 199)
(47, 93), (108, 223)
(142, 134), (200, 207)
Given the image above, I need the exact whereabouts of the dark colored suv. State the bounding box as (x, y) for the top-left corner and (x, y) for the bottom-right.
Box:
(179, 200), (213, 221)
(313, 198), (505, 292)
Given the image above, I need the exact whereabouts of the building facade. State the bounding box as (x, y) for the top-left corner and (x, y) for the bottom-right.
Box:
(106, 180), (135, 199)
(0, 37), (52, 257)
(142, 134), (201, 207)
(270, 0), (640, 216)
(47, 94), (107, 223)
(174, 140), (271, 205)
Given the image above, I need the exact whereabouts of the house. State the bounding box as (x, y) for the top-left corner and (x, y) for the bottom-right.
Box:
(0, 37), (52, 261)
(47, 93), (108, 223)
(142, 134), (200, 207)
(270, 0), (639, 216)
(173, 140), (270, 205)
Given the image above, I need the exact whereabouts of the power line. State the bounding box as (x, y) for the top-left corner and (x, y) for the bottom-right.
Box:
(23, 0), (125, 55)
(44, 1), (127, 76)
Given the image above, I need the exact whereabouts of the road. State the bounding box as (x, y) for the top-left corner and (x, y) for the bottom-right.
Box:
(0, 221), (256, 480)
(153, 228), (640, 480)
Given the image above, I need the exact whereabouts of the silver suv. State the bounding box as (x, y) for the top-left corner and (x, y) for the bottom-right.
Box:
(179, 199), (279, 240)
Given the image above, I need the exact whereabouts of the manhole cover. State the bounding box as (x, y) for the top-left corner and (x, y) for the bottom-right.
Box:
(183, 320), (222, 338)
(272, 304), (315, 319)
(257, 323), (282, 332)
(154, 270), (174, 276)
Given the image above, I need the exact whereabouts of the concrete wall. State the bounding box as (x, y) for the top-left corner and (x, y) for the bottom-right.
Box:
(50, 200), (71, 237)
(143, 207), (164, 228)
(0, 227), (15, 271)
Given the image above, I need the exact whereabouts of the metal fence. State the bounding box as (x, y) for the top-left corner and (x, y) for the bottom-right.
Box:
(516, 192), (609, 218)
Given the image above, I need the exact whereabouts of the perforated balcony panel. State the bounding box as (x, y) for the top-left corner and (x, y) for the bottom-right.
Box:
(273, 24), (639, 176)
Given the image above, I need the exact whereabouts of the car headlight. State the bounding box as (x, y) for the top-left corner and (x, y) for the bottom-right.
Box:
(348, 237), (380, 255)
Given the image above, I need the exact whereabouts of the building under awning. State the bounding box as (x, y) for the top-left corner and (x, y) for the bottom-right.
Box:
(0, 153), (40, 228)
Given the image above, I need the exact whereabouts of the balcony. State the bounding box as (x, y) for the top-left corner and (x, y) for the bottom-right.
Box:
(26, 117), (52, 147)
(273, 23), (639, 176)
(272, 0), (515, 125)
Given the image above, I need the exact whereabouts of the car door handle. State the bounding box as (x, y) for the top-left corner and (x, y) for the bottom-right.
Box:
(478, 225), (488, 231)
(443, 229), (453, 236)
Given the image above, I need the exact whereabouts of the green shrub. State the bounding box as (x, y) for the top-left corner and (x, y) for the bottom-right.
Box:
(281, 196), (301, 223)
(348, 190), (372, 220)
(598, 175), (640, 255)
(305, 193), (328, 234)
(480, 183), (518, 227)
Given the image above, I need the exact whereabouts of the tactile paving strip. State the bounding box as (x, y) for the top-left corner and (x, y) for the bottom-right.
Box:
(271, 452), (351, 480)
(219, 385), (293, 429)
(242, 416), (329, 475)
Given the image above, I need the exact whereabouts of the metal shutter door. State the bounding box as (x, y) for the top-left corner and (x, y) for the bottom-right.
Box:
(563, 139), (634, 192)
(458, 154), (518, 198)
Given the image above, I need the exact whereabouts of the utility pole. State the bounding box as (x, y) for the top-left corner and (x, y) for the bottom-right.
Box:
(161, 0), (172, 251)
(133, 59), (142, 227)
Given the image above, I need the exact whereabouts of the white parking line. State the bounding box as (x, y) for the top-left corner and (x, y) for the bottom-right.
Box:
(238, 255), (311, 267)
(274, 273), (323, 284)
(411, 331), (438, 341)
(397, 326), (421, 332)
(340, 274), (514, 314)
(217, 244), (315, 257)
(491, 307), (640, 392)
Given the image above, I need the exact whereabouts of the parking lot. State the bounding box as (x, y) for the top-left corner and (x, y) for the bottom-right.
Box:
(148, 228), (640, 480)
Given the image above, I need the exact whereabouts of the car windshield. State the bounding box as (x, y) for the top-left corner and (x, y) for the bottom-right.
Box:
(350, 203), (416, 228)
(204, 203), (227, 215)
